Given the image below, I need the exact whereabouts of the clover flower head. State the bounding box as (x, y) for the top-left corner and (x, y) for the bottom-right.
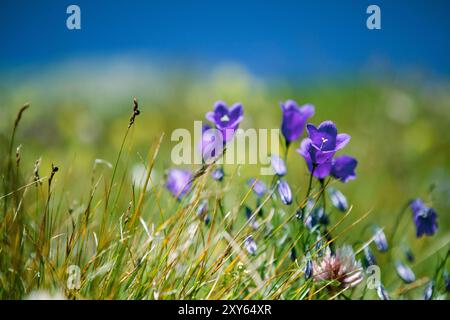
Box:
(312, 245), (363, 289)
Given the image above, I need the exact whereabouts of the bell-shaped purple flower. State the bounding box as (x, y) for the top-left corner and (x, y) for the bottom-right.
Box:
(211, 167), (224, 181)
(166, 168), (192, 200)
(243, 235), (257, 255)
(331, 155), (357, 182)
(199, 125), (224, 162)
(206, 101), (243, 142)
(395, 261), (416, 283)
(410, 198), (438, 237)
(373, 227), (388, 252)
(270, 154), (287, 176)
(377, 284), (390, 300)
(247, 179), (267, 198)
(296, 121), (350, 179)
(277, 179), (293, 205)
(280, 100), (315, 145)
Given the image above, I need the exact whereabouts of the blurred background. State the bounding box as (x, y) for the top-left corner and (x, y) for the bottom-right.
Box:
(0, 0), (449, 269)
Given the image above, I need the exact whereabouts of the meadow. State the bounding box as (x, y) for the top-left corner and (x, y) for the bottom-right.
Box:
(0, 64), (449, 299)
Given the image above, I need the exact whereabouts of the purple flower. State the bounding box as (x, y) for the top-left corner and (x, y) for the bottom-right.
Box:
(296, 121), (350, 179)
(373, 227), (388, 252)
(211, 167), (224, 181)
(277, 179), (293, 205)
(247, 179), (267, 198)
(395, 261), (416, 283)
(377, 284), (390, 300)
(165, 168), (192, 200)
(410, 198), (438, 237)
(199, 125), (224, 162)
(243, 235), (257, 255)
(331, 155), (357, 182)
(206, 101), (243, 142)
(270, 154), (287, 176)
(280, 100), (315, 145)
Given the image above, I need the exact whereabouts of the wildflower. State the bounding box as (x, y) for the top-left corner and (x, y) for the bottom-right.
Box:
(377, 284), (390, 300)
(206, 101), (243, 142)
(312, 245), (363, 289)
(304, 206), (328, 230)
(423, 281), (434, 300)
(330, 155), (357, 183)
(395, 262), (415, 283)
(243, 235), (257, 255)
(297, 121), (350, 179)
(199, 124), (223, 162)
(373, 227), (388, 252)
(277, 179), (293, 205)
(363, 246), (377, 267)
(165, 168), (192, 199)
(410, 198), (438, 237)
(280, 100), (314, 145)
(304, 256), (313, 280)
(196, 200), (208, 220)
(247, 179), (267, 198)
(327, 187), (348, 212)
(211, 167), (224, 181)
(270, 154), (287, 176)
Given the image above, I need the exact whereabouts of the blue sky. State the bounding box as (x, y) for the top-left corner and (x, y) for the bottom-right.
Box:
(1, 0), (449, 77)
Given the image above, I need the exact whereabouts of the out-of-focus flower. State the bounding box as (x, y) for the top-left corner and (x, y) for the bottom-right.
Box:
(395, 261), (416, 283)
(277, 179), (293, 205)
(165, 168), (192, 199)
(280, 100), (315, 145)
(410, 198), (438, 237)
(377, 284), (390, 300)
(312, 245), (363, 289)
(211, 167), (224, 181)
(363, 246), (377, 267)
(199, 124), (223, 162)
(196, 200), (208, 221)
(304, 206), (328, 230)
(304, 256), (313, 280)
(331, 155), (357, 183)
(270, 154), (287, 176)
(423, 281), (434, 300)
(247, 179), (267, 198)
(243, 235), (257, 255)
(327, 188), (348, 212)
(206, 101), (243, 142)
(373, 227), (388, 252)
(297, 121), (350, 179)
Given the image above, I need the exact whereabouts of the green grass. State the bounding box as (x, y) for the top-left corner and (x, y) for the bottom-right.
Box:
(0, 73), (449, 300)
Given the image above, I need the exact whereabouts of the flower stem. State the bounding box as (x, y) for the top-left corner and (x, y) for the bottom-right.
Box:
(389, 201), (411, 244)
(305, 165), (316, 201)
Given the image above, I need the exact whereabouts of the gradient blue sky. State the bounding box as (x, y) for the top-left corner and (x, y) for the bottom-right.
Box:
(1, 0), (449, 77)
